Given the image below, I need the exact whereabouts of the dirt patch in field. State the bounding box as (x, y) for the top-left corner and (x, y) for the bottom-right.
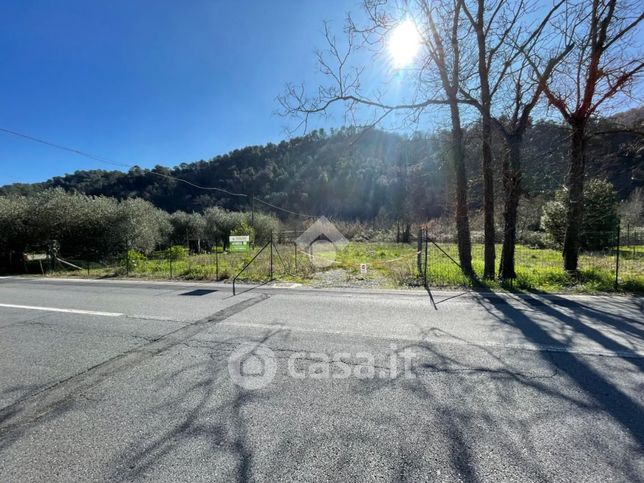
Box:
(309, 268), (389, 289)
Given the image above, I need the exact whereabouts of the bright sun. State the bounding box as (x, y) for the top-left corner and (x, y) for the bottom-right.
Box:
(388, 20), (421, 68)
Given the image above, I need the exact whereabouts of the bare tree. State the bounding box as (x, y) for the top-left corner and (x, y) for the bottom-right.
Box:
(279, 0), (475, 275)
(459, 0), (572, 279)
(421, 0), (474, 275)
(532, 0), (643, 272)
(460, 0), (501, 279)
(494, 51), (571, 279)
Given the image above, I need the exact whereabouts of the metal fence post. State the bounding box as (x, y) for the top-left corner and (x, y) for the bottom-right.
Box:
(417, 228), (423, 276)
(169, 256), (173, 279)
(215, 247), (219, 281)
(294, 229), (298, 273)
(615, 222), (621, 290)
(424, 228), (428, 287)
(270, 237), (274, 280)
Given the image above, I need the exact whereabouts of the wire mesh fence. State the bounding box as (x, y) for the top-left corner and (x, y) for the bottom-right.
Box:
(612, 226), (643, 290)
(25, 223), (644, 293)
(427, 225), (643, 291)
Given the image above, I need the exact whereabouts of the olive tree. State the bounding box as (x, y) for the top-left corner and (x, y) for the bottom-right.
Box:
(204, 207), (244, 249)
(113, 198), (171, 254)
(169, 211), (206, 251)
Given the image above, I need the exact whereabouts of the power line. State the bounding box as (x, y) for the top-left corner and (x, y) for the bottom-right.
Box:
(0, 126), (315, 218)
(0, 127), (129, 169)
(148, 171), (248, 198)
(255, 198), (313, 218)
(0, 127), (248, 197)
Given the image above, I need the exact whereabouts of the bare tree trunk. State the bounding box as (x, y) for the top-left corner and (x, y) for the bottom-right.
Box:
(482, 115), (496, 279)
(563, 119), (586, 272)
(449, 99), (474, 276)
(500, 135), (522, 279)
(471, 0), (495, 279)
(403, 223), (411, 243)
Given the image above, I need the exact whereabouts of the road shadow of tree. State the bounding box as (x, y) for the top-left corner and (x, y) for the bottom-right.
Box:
(349, 294), (644, 481)
(472, 292), (644, 446)
(522, 290), (644, 344)
(109, 324), (424, 481)
(108, 327), (286, 482)
(349, 336), (566, 480)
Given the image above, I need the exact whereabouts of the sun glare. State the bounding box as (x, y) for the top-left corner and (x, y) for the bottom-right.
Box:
(388, 20), (421, 68)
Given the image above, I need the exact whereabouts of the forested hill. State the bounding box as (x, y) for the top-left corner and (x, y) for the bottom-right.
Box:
(2, 112), (642, 221)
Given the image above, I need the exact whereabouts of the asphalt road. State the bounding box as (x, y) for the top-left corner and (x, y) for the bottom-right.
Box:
(0, 277), (642, 482)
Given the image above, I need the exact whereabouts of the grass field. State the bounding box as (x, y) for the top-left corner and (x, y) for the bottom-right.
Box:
(56, 242), (643, 294)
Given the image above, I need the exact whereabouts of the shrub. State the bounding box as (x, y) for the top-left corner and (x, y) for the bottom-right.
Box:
(541, 178), (619, 250)
(121, 250), (147, 269)
(516, 230), (549, 249)
(165, 245), (188, 261)
(541, 196), (567, 247)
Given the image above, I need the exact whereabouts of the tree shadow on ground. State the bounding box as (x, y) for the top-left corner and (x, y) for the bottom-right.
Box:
(351, 337), (576, 481)
(107, 291), (643, 480)
(524, 290), (644, 340)
(109, 328), (285, 482)
(472, 293), (644, 445)
(349, 292), (644, 481)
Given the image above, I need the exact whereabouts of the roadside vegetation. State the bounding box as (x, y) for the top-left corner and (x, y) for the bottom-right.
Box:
(55, 242), (643, 294)
(1, 187), (642, 293)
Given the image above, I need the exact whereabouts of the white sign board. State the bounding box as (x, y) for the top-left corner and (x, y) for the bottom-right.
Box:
(229, 235), (250, 242)
(24, 253), (48, 261)
(360, 263), (368, 274)
(229, 235), (250, 252)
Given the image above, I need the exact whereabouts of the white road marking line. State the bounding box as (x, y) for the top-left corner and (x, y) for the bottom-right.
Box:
(0, 303), (123, 317)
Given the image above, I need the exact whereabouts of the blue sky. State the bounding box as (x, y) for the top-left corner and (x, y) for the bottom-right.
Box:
(4, 2), (638, 186)
(0, 0), (356, 184)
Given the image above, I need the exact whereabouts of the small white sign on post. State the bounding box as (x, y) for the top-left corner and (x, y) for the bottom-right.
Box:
(229, 235), (250, 252)
(360, 263), (368, 274)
